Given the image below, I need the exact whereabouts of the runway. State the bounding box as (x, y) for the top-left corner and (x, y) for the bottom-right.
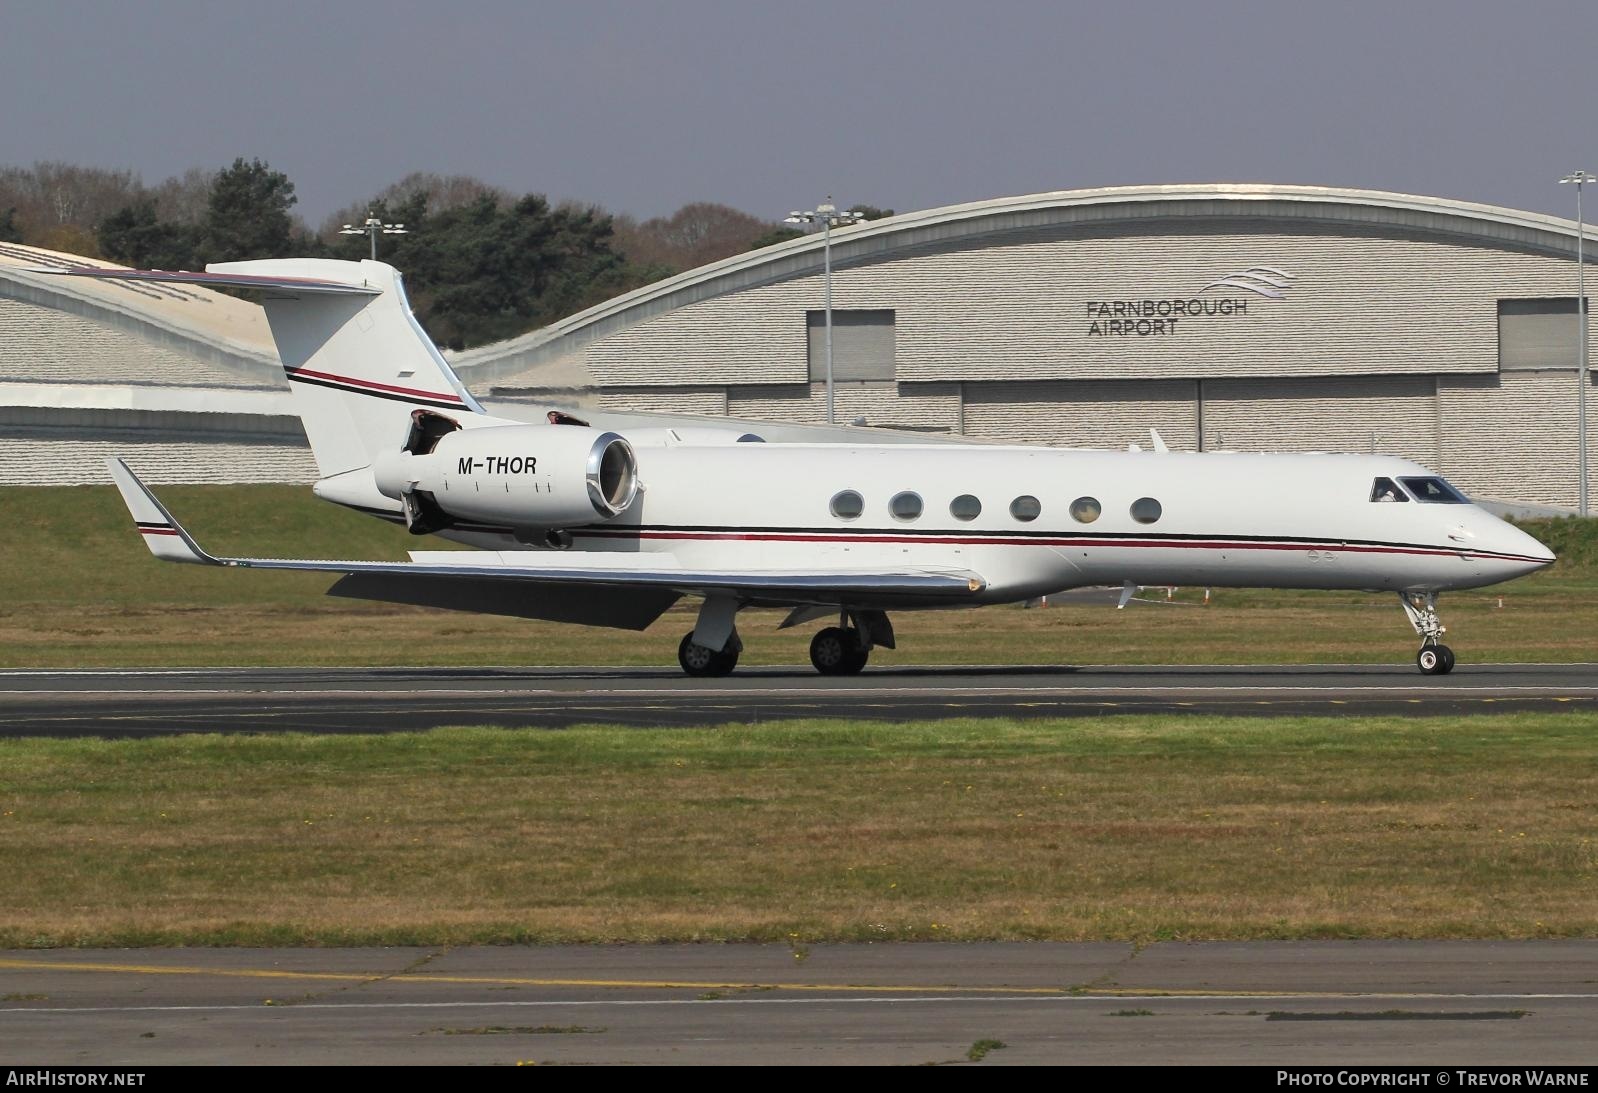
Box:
(5, 941), (1598, 1065)
(1, 663), (1595, 736)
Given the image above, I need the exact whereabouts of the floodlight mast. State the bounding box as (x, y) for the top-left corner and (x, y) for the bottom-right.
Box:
(1559, 171), (1595, 517)
(339, 212), (408, 262)
(786, 197), (867, 425)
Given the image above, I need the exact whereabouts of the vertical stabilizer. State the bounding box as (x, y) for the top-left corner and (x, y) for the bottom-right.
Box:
(39, 258), (522, 486)
(204, 258), (494, 477)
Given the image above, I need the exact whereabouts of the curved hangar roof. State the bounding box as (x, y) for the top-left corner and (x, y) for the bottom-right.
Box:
(450, 182), (1597, 387)
(0, 241), (277, 387)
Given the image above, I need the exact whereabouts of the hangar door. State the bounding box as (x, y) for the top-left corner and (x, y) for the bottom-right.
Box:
(1499, 298), (1581, 370)
(807, 309), (895, 381)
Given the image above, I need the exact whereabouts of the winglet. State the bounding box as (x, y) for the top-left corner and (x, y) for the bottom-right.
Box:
(106, 458), (221, 565)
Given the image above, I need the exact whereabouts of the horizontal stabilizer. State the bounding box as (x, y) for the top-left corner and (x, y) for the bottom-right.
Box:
(35, 264), (379, 296)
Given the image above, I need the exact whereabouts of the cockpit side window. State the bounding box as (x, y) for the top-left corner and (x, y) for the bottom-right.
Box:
(1370, 477), (1409, 503)
(1399, 476), (1469, 504)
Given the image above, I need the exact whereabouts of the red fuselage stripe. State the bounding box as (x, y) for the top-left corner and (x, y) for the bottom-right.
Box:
(573, 528), (1533, 562)
(286, 366), (463, 403)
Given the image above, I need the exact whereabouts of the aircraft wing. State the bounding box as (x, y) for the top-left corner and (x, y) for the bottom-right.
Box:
(108, 459), (986, 619)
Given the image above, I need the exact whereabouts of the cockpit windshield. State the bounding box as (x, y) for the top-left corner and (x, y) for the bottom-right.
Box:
(1370, 477), (1409, 503)
(1399, 476), (1469, 504)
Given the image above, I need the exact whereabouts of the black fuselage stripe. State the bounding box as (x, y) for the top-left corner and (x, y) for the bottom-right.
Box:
(287, 373), (466, 411)
(572, 524), (1531, 559)
(337, 512), (1536, 563)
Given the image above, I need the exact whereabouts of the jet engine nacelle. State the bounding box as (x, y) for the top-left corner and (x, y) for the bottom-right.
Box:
(373, 424), (639, 532)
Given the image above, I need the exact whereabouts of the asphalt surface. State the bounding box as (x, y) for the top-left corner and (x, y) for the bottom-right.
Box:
(4, 942), (1598, 1065)
(0, 663), (1594, 736)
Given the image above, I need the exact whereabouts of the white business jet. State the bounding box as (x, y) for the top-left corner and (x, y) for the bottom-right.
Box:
(54, 259), (1555, 677)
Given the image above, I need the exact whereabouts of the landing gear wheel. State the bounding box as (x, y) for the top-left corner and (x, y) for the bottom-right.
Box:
(841, 643), (870, 674)
(679, 632), (739, 678)
(810, 626), (868, 676)
(1416, 644), (1455, 676)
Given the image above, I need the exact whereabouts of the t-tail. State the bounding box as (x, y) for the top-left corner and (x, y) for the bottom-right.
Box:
(38, 258), (522, 514)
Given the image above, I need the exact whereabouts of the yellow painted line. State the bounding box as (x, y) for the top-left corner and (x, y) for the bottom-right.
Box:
(0, 958), (1069, 996)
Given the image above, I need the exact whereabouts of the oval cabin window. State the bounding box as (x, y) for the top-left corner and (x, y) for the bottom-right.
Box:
(1010, 495), (1041, 522)
(890, 491), (924, 521)
(950, 494), (982, 521)
(830, 490), (864, 519)
(1130, 497), (1162, 524)
(1069, 496), (1101, 524)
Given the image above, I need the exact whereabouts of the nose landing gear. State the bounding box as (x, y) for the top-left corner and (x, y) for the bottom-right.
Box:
(1400, 592), (1456, 675)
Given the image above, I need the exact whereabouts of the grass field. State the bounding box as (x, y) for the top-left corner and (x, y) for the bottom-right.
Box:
(4, 487), (1595, 948)
(1, 713), (1595, 947)
(3, 485), (1595, 668)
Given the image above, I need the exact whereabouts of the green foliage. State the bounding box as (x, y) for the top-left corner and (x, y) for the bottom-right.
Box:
(1514, 516), (1598, 571)
(360, 191), (630, 350)
(748, 226), (803, 250)
(9, 154), (811, 349)
(200, 157), (299, 263)
(97, 200), (199, 270)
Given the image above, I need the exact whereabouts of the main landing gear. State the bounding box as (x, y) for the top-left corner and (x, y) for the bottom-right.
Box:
(678, 630), (740, 677)
(805, 609), (892, 676)
(676, 602), (894, 678)
(809, 625), (870, 676)
(1399, 592), (1456, 675)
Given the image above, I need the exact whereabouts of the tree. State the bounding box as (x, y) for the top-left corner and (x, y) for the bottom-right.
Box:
(97, 200), (198, 270)
(613, 202), (793, 272)
(149, 167), (216, 226)
(0, 162), (144, 251)
(0, 207), (19, 244)
(400, 193), (630, 349)
(319, 172), (508, 240)
(747, 225), (803, 250)
(200, 157), (298, 263)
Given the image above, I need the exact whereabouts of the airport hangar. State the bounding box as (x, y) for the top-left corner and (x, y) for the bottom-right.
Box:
(2, 183), (1593, 510)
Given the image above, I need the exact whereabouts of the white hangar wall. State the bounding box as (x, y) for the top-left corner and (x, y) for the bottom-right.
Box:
(465, 186), (1597, 509)
(3, 189), (1594, 508)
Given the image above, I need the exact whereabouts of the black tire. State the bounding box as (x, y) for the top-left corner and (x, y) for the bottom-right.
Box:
(1437, 645), (1456, 674)
(810, 627), (857, 676)
(1416, 646), (1445, 675)
(679, 632), (736, 678)
(840, 643), (870, 675)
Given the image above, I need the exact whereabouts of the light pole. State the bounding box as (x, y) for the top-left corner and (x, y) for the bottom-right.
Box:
(786, 197), (866, 425)
(1560, 171), (1595, 517)
(339, 212), (407, 261)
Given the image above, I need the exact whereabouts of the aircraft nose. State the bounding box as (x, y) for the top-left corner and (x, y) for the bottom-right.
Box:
(1490, 521), (1556, 573)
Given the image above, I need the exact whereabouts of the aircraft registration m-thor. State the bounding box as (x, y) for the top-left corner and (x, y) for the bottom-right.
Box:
(49, 258), (1556, 677)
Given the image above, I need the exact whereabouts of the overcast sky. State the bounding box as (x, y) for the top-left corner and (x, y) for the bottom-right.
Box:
(5, 0), (1596, 228)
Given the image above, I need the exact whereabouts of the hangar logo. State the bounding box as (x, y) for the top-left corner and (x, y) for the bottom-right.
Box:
(1086, 266), (1295, 336)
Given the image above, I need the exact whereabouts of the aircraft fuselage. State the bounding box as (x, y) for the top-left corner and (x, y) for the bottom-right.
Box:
(429, 443), (1553, 605)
